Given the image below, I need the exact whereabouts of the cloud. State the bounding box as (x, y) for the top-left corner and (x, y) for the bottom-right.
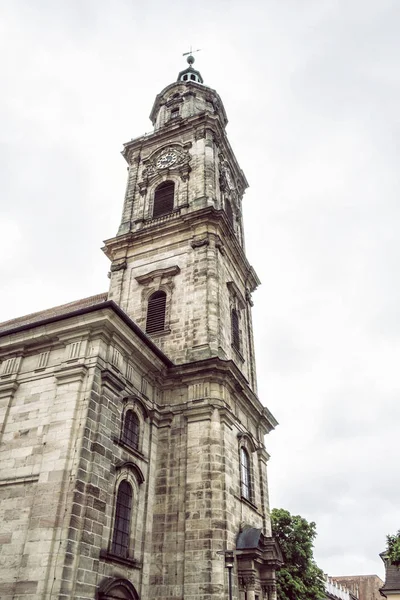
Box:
(1, 0), (399, 579)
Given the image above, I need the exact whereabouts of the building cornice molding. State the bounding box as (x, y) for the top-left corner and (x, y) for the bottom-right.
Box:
(103, 207), (260, 292)
(122, 112), (247, 190)
(165, 357), (278, 433)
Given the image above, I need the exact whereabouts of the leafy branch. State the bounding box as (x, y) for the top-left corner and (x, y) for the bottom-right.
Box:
(387, 530), (400, 565)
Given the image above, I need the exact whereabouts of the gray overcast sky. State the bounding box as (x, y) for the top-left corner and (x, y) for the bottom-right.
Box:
(1, 0), (399, 580)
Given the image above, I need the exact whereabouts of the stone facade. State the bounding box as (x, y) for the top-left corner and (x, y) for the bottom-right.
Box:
(0, 60), (281, 600)
(331, 575), (384, 600)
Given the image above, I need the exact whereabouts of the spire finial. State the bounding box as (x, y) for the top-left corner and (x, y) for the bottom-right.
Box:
(183, 46), (201, 65)
(178, 48), (204, 84)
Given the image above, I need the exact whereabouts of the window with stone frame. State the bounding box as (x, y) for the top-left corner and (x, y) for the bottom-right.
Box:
(153, 181), (174, 218)
(227, 281), (246, 357)
(231, 308), (240, 351)
(122, 410), (140, 450)
(225, 198), (234, 227)
(111, 480), (133, 557)
(240, 447), (252, 501)
(136, 265), (180, 336)
(146, 290), (167, 334)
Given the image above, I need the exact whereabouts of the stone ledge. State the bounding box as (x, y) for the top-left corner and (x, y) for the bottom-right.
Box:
(99, 549), (141, 569)
(112, 436), (148, 463)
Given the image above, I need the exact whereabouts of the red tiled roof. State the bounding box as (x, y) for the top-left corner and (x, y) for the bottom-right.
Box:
(0, 293), (108, 334)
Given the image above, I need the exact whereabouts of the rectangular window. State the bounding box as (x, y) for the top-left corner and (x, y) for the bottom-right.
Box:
(68, 341), (81, 359)
(37, 351), (49, 369)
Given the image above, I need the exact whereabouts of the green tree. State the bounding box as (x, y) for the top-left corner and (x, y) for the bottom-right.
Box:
(271, 508), (325, 600)
(386, 530), (400, 565)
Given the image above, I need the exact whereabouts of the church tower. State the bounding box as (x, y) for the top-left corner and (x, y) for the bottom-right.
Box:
(101, 55), (282, 600)
(104, 55), (259, 390)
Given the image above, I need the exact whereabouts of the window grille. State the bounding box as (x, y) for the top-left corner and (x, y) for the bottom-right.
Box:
(231, 308), (240, 351)
(126, 363), (134, 382)
(240, 447), (252, 501)
(122, 410), (139, 450)
(112, 347), (122, 369)
(68, 341), (81, 359)
(2, 357), (17, 375)
(111, 481), (133, 557)
(38, 352), (49, 369)
(153, 181), (174, 218)
(146, 291), (167, 334)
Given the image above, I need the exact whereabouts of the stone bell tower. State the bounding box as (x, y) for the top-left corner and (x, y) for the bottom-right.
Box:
(104, 55), (260, 390)
(102, 55), (282, 600)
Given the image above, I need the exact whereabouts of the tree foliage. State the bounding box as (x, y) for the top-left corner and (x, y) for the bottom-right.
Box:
(387, 530), (400, 565)
(271, 508), (325, 600)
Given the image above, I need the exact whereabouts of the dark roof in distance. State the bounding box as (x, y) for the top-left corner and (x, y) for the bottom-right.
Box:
(381, 562), (400, 593)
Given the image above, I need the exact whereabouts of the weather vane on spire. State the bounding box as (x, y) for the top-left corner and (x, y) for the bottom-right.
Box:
(183, 46), (201, 65)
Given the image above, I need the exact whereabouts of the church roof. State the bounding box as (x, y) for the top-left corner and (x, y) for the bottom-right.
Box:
(0, 293), (108, 335)
(0, 292), (173, 366)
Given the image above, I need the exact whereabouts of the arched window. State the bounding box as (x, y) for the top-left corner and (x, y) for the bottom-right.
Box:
(240, 447), (252, 501)
(153, 181), (175, 218)
(146, 291), (167, 334)
(231, 308), (240, 351)
(122, 410), (140, 450)
(111, 481), (133, 557)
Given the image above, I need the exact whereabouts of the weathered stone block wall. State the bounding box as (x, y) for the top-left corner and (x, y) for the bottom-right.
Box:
(0, 338), (92, 599)
(148, 374), (272, 600)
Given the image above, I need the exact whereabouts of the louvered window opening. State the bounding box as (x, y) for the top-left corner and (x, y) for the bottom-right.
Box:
(240, 448), (252, 501)
(111, 481), (132, 557)
(225, 199), (234, 226)
(153, 181), (174, 218)
(231, 309), (240, 351)
(122, 410), (139, 450)
(146, 291), (167, 334)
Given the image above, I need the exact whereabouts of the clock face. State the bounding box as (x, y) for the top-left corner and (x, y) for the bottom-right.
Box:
(156, 151), (177, 169)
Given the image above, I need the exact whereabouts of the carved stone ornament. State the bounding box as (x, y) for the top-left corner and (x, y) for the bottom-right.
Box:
(138, 180), (148, 196)
(239, 574), (257, 589)
(110, 259), (127, 273)
(194, 127), (206, 141)
(179, 163), (191, 182)
(143, 145), (191, 179)
(262, 581), (277, 599)
(245, 288), (254, 306)
(219, 160), (235, 192)
(191, 237), (209, 249)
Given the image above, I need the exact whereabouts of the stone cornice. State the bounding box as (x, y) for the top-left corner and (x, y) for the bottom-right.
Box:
(149, 80), (228, 127)
(54, 363), (88, 385)
(101, 367), (125, 393)
(122, 112), (247, 190)
(164, 357), (278, 434)
(102, 207), (260, 292)
(135, 265), (180, 285)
